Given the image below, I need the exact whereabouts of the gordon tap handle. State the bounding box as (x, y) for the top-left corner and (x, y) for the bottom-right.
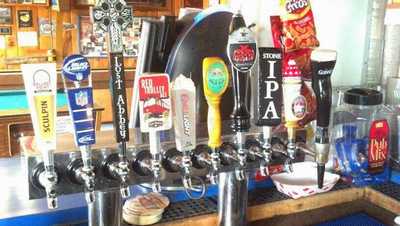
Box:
(311, 49), (337, 129)
(311, 49), (337, 188)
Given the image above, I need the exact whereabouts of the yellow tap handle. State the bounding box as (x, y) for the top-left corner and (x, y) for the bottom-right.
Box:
(203, 57), (229, 149)
(207, 99), (222, 148)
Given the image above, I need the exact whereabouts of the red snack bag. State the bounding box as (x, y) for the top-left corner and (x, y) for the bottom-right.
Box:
(286, 48), (312, 80)
(270, 16), (283, 49)
(280, 0), (319, 52)
(270, 15), (313, 79)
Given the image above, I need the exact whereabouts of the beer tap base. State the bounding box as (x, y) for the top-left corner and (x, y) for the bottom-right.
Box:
(218, 171), (248, 226)
(88, 190), (122, 226)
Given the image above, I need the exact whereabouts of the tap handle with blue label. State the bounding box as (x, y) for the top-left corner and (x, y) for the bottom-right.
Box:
(62, 54), (96, 203)
(62, 55), (96, 148)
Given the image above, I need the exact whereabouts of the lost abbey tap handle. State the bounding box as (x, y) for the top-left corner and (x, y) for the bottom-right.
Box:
(254, 48), (283, 176)
(171, 74), (196, 191)
(203, 57), (230, 184)
(92, 0), (133, 198)
(62, 55), (97, 203)
(227, 11), (257, 180)
(311, 49), (337, 188)
(109, 53), (131, 197)
(138, 73), (172, 193)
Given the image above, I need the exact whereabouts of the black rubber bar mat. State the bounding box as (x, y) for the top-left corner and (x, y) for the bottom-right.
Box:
(123, 181), (400, 225)
(123, 180), (354, 225)
(371, 181), (400, 201)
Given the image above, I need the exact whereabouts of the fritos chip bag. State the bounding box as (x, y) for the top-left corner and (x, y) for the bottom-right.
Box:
(280, 0), (319, 52)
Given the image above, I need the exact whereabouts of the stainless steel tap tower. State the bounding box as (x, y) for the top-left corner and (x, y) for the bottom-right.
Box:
(219, 9), (257, 226)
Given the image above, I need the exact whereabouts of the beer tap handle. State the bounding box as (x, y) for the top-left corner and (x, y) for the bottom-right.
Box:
(42, 171), (58, 209)
(22, 63), (59, 209)
(80, 146), (96, 203)
(260, 127), (273, 176)
(118, 142), (131, 197)
(62, 55), (97, 202)
(255, 48), (283, 175)
(203, 57), (230, 184)
(138, 73), (172, 193)
(150, 137), (162, 193)
(39, 155), (59, 209)
(227, 11), (257, 180)
(109, 53), (130, 194)
(109, 53), (131, 198)
(311, 49), (337, 188)
(92, 0), (133, 196)
(171, 75), (197, 193)
(282, 72), (305, 170)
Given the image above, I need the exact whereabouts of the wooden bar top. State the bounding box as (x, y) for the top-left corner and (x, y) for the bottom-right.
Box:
(150, 185), (400, 226)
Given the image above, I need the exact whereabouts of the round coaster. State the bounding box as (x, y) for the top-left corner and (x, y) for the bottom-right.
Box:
(123, 192), (170, 216)
(123, 211), (162, 225)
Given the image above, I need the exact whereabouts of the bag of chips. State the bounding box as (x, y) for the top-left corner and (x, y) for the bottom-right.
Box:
(270, 16), (283, 49)
(280, 0), (319, 52)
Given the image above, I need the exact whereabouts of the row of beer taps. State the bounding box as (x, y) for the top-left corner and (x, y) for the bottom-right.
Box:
(29, 5), (335, 211)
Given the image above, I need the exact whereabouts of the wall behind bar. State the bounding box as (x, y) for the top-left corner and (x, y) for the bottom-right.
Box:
(232, 0), (371, 87)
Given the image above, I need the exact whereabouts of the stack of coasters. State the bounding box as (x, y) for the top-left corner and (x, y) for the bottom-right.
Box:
(123, 192), (170, 225)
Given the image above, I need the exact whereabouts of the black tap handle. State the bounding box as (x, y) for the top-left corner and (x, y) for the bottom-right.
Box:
(109, 52), (130, 143)
(231, 69), (251, 132)
(227, 12), (257, 132)
(311, 60), (336, 129)
(229, 12), (246, 34)
(255, 48), (282, 127)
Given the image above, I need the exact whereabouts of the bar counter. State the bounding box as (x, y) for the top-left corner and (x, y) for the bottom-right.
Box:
(1, 153), (400, 226)
(123, 182), (400, 226)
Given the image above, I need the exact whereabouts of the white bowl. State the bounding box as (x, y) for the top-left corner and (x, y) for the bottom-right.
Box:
(271, 162), (340, 199)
